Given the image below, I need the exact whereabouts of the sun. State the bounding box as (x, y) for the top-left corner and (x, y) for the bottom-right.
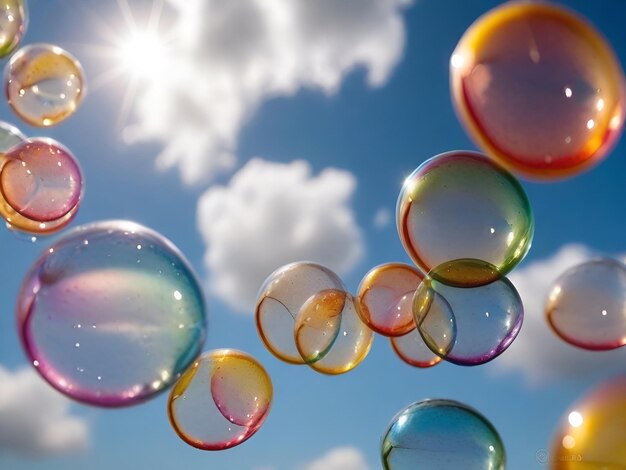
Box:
(118, 30), (167, 79)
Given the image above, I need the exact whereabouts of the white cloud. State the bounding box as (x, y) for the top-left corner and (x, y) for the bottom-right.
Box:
(373, 207), (391, 229)
(302, 447), (370, 470)
(0, 365), (90, 456)
(493, 244), (626, 386)
(124, 0), (413, 184)
(197, 158), (364, 313)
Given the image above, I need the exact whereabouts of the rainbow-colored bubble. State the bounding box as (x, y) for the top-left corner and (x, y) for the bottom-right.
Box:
(6, 43), (86, 127)
(550, 377), (626, 468)
(381, 399), (505, 469)
(546, 258), (626, 351)
(413, 262), (523, 366)
(451, 1), (625, 179)
(0, 0), (27, 58)
(168, 349), (272, 451)
(397, 151), (533, 288)
(0, 137), (82, 234)
(17, 220), (206, 407)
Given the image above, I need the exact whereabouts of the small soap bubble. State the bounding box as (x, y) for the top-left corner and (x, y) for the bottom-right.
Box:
(0, 120), (25, 152)
(451, 1), (625, 179)
(0, 0), (27, 58)
(546, 258), (626, 350)
(168, 349), (272, 451)
(6, 43), (86, 127)
(0, 137), (82, 234)
(356, 263), (423, 337)
(381, 399), (505, 469)
(17, 220), (206, 407)
(397, 151), (533, 287)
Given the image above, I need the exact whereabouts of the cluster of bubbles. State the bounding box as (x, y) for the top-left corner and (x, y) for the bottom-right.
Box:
(18, 220), (271, 449)
(0, 0), (86, 236)
(550, 377), (626, 468)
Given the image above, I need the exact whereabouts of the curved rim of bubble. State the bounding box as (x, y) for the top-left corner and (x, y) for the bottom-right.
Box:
(389, 334), (442, 369)
(396, 151), (534, 284)
(5, 42), (87, 128)
(0, 120), (27, 144)
(381, 398), (506, 466)
(413, 268), (524, 366)
(545, 257), (626, 351)
(0, 0), (27, 59)
(450, 1), (626, 180)
(355, 262), (422, 337)
(0, 137), (84, 230)
(167, 348), (273, 451)
(254, 261), (346, 365)
(17, 219), (207, 407)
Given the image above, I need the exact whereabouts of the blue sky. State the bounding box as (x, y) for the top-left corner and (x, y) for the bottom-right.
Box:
(0, 1), (625, 469)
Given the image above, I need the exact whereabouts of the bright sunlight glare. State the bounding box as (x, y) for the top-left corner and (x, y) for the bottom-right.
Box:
(118, 31), (166, 79)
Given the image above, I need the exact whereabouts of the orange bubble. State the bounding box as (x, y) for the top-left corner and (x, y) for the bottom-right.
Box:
(356, 263), (423, 337)
(390, 326), (442, 369)
(295, 289), (373, 375)
(168, 349), (272, 451)
(451, 1), (625, 179)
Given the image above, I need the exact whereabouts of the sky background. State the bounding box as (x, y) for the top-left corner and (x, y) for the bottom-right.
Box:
(0, 0), (625, 469)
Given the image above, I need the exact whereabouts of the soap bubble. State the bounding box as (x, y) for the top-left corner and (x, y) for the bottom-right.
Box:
(451, 1), (625, 179)
(6, 43), (86, 127)
(397, 151), (533, 287)
(546, 258), (626, 350)
(255, 262), (345, 364)
(413, 263), (523, 366)
(0, 0), (27, 58)
(390, 326), (442, 369)
(295, 289), (373, 374)
(356, 263), (423, 337)
(550, 377), (626, 468)
(0, 120), (25, 151)
(0, 137), (82, 234)
(17, 220), (206, 407)
(381, 399), (505, 469)
(168, 349), (272, 451)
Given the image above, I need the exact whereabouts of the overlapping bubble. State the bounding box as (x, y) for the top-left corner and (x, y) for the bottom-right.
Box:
(546, 258), (626, 351)
(381, 399), (505, 469)
(168, 349), (272, 451)
(6, 43), (85, 127)
(550, 377), (626, 468)
(413, 262), (523, 366)
(397, 151), (534, 287)
(356, 263), (422, 337)
(0, 137), (83, 234)
(451, 1), (625, 179)
(17, 220), (206, 406)
(0, 120), (25, 151)
(0, 0), (27, 58)
(390, 327), (441, 369)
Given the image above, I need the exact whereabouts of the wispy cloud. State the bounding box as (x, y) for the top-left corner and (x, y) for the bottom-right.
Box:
(493, 244), (626, 386)
(0, 365), (90, 456)
(124, 0), (413, 184)
(197, 158), (364, 313)
(301, 446), (370, 470)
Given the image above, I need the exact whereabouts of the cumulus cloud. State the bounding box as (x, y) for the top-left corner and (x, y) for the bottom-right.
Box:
(0, 365), (90, 456)
(124, 0), (413, 184)
(197, 158), (364, 313)
(302, 447), (370, 470)
(493, 244), (626, 386)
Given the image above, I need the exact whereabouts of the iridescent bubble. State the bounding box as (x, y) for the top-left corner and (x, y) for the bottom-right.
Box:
(17, 221), (206, 407)
(451, 1), (625, 179)
(6, 44), (86, 127)
(413, 263), (523, 366)
(0, 138), (82, 234)
(0, 120), (25, 151)
(0, 1), (27, 58)
(546, 258), (626, 351)
(390, 326), (441, 369)
(356, 263), (423, 337)
(168, 349), (272, 451)
(255, 262), (346, 364)
(397, 151), (533, 287)
(550, 377), (626, 468)
(295, 289), (373, 374)
(381, 399), (505, 469)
